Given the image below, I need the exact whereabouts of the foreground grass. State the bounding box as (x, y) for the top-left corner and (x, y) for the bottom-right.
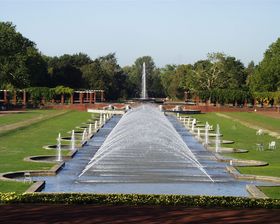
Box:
(0, 181), (32, 193)
(259, 186), (280, 199)
(192, 112), (280, 198)
(0, 110), (92, 192)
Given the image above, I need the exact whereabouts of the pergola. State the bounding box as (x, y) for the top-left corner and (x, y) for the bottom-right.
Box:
(0, 89), (105, 106)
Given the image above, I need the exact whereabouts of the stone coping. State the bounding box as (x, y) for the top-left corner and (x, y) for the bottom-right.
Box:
(0, 161), (65, 181)
(25, 181), (45, 193)
(24, 155), (72, 163)
(246, 185), (269, 199)
(215, 154), (268, 166)
(207, 147), (248, 154)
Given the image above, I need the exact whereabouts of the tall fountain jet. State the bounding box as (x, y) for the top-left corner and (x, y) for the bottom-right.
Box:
(141, 62), (147, 99)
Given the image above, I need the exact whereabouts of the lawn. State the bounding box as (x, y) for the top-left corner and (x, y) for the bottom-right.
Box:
(192, 112), (280, 198)
(0, 109), (93, 192)
(0, 110), (56, 126)
(219, 112), (280, 133)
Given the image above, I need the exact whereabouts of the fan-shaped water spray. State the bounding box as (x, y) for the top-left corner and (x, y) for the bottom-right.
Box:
(79, 105), (214, 182)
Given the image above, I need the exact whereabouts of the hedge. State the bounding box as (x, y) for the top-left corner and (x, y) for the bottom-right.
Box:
(196, 89), (251, 104)
(1, 193), (280, 208)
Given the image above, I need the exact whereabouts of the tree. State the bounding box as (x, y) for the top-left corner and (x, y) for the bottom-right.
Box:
(249, 38), (280, 92)
(160, 64), (192, 99)
(0, 22), (44, 88)
(46, 53), (90, 88)
(125, 56), (162, 98)
(81, 59), (110, 92)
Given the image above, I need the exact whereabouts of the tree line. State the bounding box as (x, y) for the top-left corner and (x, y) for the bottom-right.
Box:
(1, 21), (280, 104)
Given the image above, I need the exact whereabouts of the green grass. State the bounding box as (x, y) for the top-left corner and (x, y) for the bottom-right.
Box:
(259, 186), (280, 199)
(0, 109), (92, 192)
(220, 112), (280, 133)
(0, 181), (32, 193)
(192, 112), (280, 198)
(0, 110), (56, 126)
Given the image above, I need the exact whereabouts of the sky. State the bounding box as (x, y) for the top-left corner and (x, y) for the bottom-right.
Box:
(1, 0), (280, 67)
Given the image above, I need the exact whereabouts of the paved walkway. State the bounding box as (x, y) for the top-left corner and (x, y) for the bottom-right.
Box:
(0, 204), (280, 223)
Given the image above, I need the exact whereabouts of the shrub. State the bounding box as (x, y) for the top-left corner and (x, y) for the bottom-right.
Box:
(1, 193), (280, 208)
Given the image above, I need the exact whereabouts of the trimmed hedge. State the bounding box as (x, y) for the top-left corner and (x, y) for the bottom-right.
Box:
(1, 193), (280, 208)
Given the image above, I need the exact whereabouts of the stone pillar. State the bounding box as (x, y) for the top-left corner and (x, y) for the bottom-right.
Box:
(70, 94), (74, 104)
(13, 91), (17, 105)
(253, 99), (257, 107)
(41, 97), (45, 105)
(93, 91), (96, 103)
(79, 92), (83, 104)
(61, 94), (64, 104)
(101, 91), (104, 102)
(23, 90), (27, 106)
(3, 90), (7, 104)
(86, 92), (89, 103)
(196, 96), (200, 105)
(184, 91), (188, 101)
(89, 92), (93, 104)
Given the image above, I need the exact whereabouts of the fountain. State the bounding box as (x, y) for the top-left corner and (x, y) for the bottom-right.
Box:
(215, 124), (221, 153)
(191, 118), (196, 132)
(197, 127), (201, 140)
(204, 122), (209, 145)
(94, 120), (98, 130)
(187, 117), (191, 127)
(141, 62), (147, 99)
(125, 105), (130, 111)
(82, 129), (87, 143)
(99, 114), (103, 126)
(89, 124), (92, 135)
(56, 133), (62, 161)
(79, 105), (214, 182)
(27, 105), (260, 196)
(71, 130), (75, 151)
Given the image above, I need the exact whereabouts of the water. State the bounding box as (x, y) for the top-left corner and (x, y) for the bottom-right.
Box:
(89, 124), (92, 135)
(204, 122), (209, 145)
(215, 124), (221, 153)
(71, 130), (75, 151)
(141, 62), (147, 99)
(94, 121), (98, 130)
(56, 133), (62, 162)
(197, 127), (201, 139)
(191, 118), (196, 132)
(82, 129), (87, 142)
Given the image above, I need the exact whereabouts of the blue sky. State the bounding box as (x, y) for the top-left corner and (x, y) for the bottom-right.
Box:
(1, 0), (280, 67)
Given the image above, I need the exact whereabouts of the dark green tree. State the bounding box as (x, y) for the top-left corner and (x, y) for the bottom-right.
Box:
(0, 22), (47, 88)
(249, 38), (280, 92)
